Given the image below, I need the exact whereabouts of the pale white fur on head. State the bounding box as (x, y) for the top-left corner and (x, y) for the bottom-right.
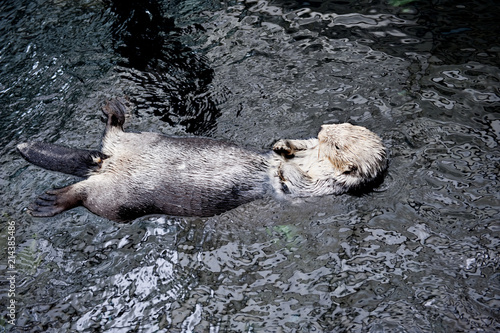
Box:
(272, 123), (387, 197)
(318, 123), (386, 183)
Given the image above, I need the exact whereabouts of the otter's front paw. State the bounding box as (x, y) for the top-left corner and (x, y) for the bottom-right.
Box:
(273, 140), (294, 157)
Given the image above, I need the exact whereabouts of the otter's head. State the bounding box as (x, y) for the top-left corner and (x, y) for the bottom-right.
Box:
(317, 123), (387, 191)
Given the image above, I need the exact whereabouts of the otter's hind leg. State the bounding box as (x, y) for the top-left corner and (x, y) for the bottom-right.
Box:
(29, 185), (84, 217)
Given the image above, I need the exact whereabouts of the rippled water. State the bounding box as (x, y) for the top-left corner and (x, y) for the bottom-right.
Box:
(1, 0), (499, 332)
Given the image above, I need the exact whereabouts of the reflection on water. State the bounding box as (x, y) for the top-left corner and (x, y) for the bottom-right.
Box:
(1, 0), (499, 332)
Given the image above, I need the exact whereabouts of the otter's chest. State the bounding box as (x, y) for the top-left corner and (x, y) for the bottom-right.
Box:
(293, 148), (335, 179)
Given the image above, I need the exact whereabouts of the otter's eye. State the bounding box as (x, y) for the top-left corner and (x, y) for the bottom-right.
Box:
(335, 143), (340, 150)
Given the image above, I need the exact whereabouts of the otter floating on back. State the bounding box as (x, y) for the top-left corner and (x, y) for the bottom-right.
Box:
(17, 99), (387, 222)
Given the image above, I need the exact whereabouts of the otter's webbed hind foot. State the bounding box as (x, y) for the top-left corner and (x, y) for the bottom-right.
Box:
(17, 142), (105, 178)
(29, 186), (81, 217)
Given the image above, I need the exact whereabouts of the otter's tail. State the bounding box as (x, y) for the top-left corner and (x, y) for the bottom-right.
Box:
(17, 142), (106, 177)
(102, 98), (127, 130)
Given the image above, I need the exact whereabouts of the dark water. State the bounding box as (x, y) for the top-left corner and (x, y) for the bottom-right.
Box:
(1, 0), (499, 332)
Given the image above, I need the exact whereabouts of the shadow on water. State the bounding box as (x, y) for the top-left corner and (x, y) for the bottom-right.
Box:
(0, 0), (499, 332)
(106, 0), (220, 134)
(0, 0), (219, 151)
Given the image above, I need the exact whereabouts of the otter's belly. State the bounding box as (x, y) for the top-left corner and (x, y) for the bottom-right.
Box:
(87, 135), (270, 220)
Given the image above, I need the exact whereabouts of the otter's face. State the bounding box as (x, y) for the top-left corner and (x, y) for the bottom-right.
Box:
(317, 123), (387, 187)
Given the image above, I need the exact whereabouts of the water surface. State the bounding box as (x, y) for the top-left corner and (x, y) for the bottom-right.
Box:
(0, 0), (499, 332)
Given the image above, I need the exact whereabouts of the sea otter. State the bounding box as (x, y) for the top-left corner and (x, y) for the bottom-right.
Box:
(17, 99), (387, 222)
